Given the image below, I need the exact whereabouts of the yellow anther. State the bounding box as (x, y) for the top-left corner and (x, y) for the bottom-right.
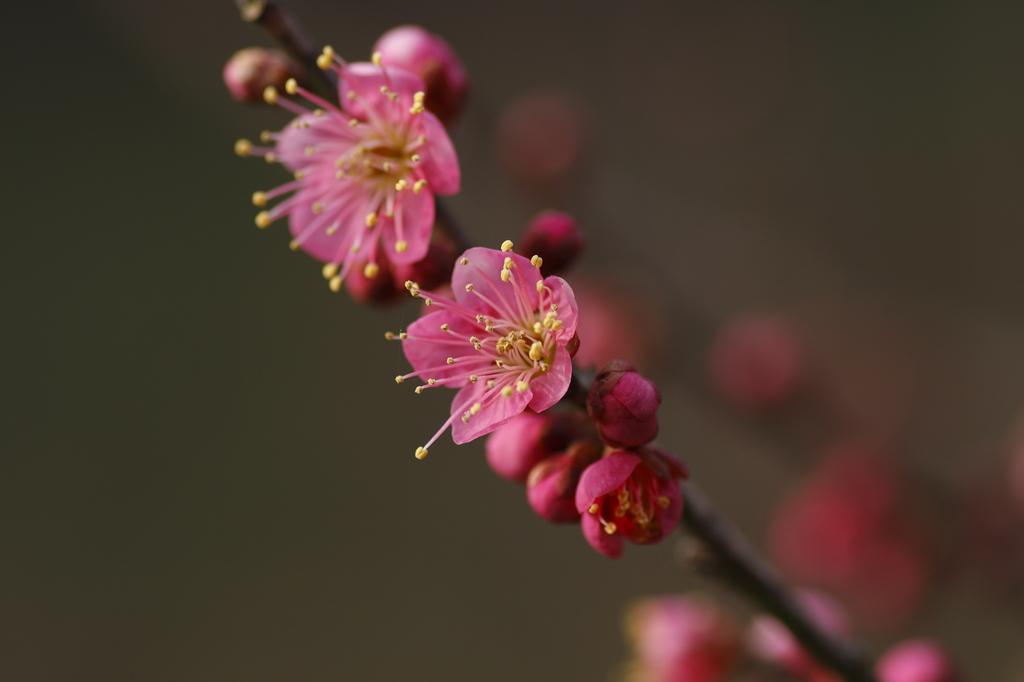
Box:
(347, 91), (356, 100)
(531, 255), (543, 268)
(469, 375), (479, 383)
(501, 240), (514, 252)
(328, 276), (342, 292)
(335, 171), (345, 179)
(459, 258), (469, 266)
(285, 78), (298, 95)
(516, 381), (529, 392)
(422, 296), (432, 306)
(251, 191), (267, 206)
(446, 357), (455, 365)
(414, 386), (424, 394)
(385, 332), (395, 340)
(533, 322), (543, 334)
(412, 179), (428, 194)
(264, 152), (276, 163)
(314, 109), (324, 117)
(461, 415), (471, 424)
(500, 269), (511, 283)
(427, 378), (436, 386)
(529, 341), (544, 361)
(366, 212), (378, 227)
(263, 85), (278, 104)
(470, 403), (482, 415)
(487, 380), (495, 389)
(604, 523), (618, 535)
(317, 46), (335, 69)
(589, 504), (600, 514)
(536, 280), (544, 293)
(380, 85), (389, 94)
(503, 257), (514, 270)
(410, 154), (421, 163)
(260, 130), (272, 142)
(415, 447), (428, 460)
(255, 211), (272, 229)
(395, 376), (405, 384)
(372, 51), (383, 66)
(311, 202), (323, 214)
(305, 146), (316, 156)
(399, 332), (408, 340)
(500, 386), (514, 398)
(409, 91), (426, 114)
(234, 139), (252, 157)
(465, 283), (474, 292)
(469, 336), (480, 344)
(658, 496), (671, 509)
(550, 304), (559, 311)
(395, 179), (408, 191)
(395, 240), (408, 253)
(363, 262), (380, 279)
(294, 171), (305, 180)
(348, 119), (359, 127)
(441, 323), (450, 332)
(288, 239), (299, 251)
(322, 263), (338, 280)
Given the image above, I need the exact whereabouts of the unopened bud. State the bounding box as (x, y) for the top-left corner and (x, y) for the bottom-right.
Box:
(391, 240), (458, 294)
(345, 256), (403, 306)
(516, 211), (584, 276)
(485, 409), (594, 484)
(372, 25), (470, 126)
(587, 361), (662, 448)
(222, 47), (302, 104)
(876, 639), (962, 682)
(525, 439), (602, 523)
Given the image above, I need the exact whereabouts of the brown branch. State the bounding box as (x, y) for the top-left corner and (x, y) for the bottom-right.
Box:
(232, 0), (336, 100)
(681, 482), (879, 682)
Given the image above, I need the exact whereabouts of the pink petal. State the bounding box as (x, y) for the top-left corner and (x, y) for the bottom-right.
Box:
(451, 380), (532, 444)
(380, 187), (434, 265)
(527, 347), (572, 413)
(581, 511), (624, 558)
(287, 187), (368, 263)
(451, 248), (541, 314)
(417, 111), (460, 195)
(275, 115), (354, 172)
(543, 276), (578, 340)
(656, 477), (684, 537)
(341, 62), (425, 118)
(575, 452), (641, 513)
(404, 311), (477, 384)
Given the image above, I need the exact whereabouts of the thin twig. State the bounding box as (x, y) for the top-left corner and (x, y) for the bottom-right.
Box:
(681, 482), (879, 682)
(232, 0), (336, 100)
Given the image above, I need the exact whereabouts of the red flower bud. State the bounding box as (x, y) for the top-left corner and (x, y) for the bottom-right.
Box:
(485, 409), (591, 483)
(587, 361), (662, 448)
(392, 239), (457, 294)
(373, 25), (470, 126)
(222, 48), (301, 104)
(345, 256), (403, 306)
(516, 211), (584, 277)
(526, 439), (602, 523)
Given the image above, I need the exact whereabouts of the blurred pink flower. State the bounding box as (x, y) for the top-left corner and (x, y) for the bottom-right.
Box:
(373, 25), (470, 126)
(575, 448), (688, 558)
(396, 245), (578, 458)
(624, 594), (742, 682)
(239, 48), (460, 291)
(707, 313), (803, 411)
(486, 408), (592, 483)
(515, 211), (584, 277)
(875, 639), (961, 682)
(747, 588), (849, 682)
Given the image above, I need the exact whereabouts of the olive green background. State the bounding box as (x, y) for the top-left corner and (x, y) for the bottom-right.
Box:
(3, 2), (1023, 680)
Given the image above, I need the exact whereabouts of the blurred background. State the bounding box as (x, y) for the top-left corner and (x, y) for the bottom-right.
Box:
(3, 1), (1023, 680)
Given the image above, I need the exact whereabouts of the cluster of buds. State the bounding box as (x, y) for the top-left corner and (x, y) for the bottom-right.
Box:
(481, 356), (687, 558)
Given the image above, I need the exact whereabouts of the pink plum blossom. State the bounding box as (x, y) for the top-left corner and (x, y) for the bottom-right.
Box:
(394, 244), (578, 459)
(624, 594), (742, 682)
(238, 47), (460, 291)
(373, 25), (470, 126)
(875, 639), (961, 682)
(747, 588), (849, 682)
(575, 448), (688, 558)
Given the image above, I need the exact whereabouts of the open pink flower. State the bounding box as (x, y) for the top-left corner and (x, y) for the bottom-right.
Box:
(575, 448), (688, 558)
(238, 47), (460, 291)
(394, 243), (578, 458)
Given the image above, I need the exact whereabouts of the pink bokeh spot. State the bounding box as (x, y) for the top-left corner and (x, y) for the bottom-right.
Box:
(242, 52), (460, 291)
(396, 246), (578, 458)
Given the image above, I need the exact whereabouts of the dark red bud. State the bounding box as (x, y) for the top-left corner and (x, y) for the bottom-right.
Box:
(587, 361), (662, 448)
(516, 211), (584, 276)
(222, 48), (302, 104)
(526, 439), (602, 523)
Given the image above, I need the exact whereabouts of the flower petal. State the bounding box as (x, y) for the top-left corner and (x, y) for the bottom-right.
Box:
(417, 111), (460, 195)
(451, 248), (541, 315)
(544, 276), (578, 340)
(527, 347), (572, 413)
(288, 186), (369, 263)
(656, 476), (684, 538)
(404, 310), (478, 384)
(381, 186), (434, 265)
(575, 452), (641, 513)
(341, 62), (425, 118)
(275, 115), (355, 172)
(451, 380), (532, 444)
(581, 510), (624, 558)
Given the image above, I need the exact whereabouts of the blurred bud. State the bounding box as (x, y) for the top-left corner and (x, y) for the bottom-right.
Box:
(708, 314), (803, 411)
(624, 594), (743, 682)
(515, 211), (584, 277)
(526, 439), (602, 523)
(587, 361), (662, 448)
(747, 588), (849, 680)
(345, 256), (403, 306)
(876, 640), (962, 682)
(373, 25), (469, 126)
(496, 90), (587, 186)
(222, 47), (302, 104)
(392, 239), (457, 294)
(571, 280), (662, 371)
(485, 409), (591, 484)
